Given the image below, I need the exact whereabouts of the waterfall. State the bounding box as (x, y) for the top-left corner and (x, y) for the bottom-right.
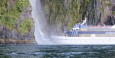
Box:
(29, 0), (53, 45)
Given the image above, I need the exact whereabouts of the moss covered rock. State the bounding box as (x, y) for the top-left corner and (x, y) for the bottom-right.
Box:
(0, 0), (34, 39)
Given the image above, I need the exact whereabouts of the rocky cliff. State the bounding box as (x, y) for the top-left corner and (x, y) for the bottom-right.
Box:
(0, 0), (34, 40)
(1, 0), (115, 39)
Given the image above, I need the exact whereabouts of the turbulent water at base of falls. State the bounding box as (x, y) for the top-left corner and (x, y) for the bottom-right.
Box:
(29, 0), (54, 45)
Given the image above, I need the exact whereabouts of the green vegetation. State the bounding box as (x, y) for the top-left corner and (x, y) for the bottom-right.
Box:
(18, 18), (32, 34)
(0, 0), (32, 34)
(43, 0), (112, 31)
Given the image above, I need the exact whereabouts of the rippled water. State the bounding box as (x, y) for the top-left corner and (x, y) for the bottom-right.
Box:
(0, 44), (115, 58)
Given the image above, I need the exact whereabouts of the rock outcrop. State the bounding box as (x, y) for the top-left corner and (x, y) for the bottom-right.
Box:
(0, 0), (34, 40)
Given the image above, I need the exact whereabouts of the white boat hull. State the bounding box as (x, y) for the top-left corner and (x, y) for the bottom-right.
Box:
(51, 36), (115, 45)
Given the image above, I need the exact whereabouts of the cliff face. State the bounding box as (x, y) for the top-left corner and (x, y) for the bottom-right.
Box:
(1, 0), (115, 39)
(0, 0), (34, 39)
(42, 0), (115, 33)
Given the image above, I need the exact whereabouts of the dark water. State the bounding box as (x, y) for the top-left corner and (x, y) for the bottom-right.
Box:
(0, 44), (115, 58)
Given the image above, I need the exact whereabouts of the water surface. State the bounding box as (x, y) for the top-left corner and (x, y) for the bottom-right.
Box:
(0, 44), (115, 58)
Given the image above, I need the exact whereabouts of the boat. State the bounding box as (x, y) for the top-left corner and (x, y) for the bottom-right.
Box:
(51, 18), (115, 45)
(51, 26), (115, 45)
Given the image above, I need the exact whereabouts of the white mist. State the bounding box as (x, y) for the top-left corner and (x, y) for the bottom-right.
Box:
(29, 0), (53, 45)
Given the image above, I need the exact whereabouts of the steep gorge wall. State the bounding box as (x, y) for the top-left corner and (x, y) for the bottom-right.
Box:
(42, 0), (115, 33)
(1, 0), (115, 38)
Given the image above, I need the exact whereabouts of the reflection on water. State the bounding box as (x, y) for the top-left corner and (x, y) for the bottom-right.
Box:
(0, 44), (115, 58)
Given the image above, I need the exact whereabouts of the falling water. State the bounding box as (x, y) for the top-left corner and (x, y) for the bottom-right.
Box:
(29, 0), (53, 45)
